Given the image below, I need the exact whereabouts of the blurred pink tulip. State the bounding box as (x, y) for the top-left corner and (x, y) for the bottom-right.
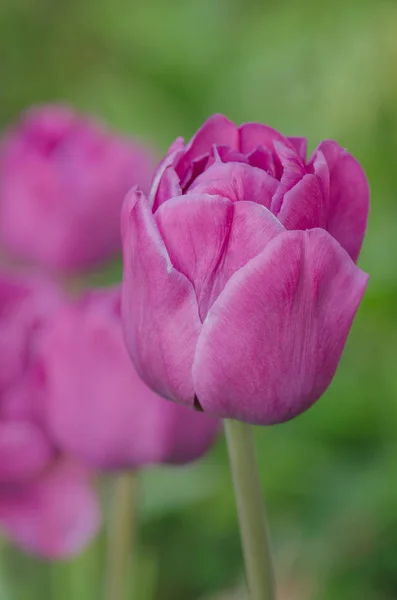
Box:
(0, 459), (99, 559)
(0, 273), (99, 557)
(122, 114), (369, 425)
(39, 287), (220, 470)
(0, 105), (155, 273)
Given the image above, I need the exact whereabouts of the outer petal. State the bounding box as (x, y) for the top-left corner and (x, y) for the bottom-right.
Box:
(161, 404), (221, 465)
(0, 422), (53, 483)
(156, 194), (284, 319)
(193, 229), (368, 424)
(149, 138), (184, 208)
(175, 115), (239, 180)
(188, 162), (278, 208)
(164, 136), (185, 156)
(152, 166), (181, 211)
(310, 141), (369, 262)
(0, 460), (100, 558)
(121, 188), (201, 406)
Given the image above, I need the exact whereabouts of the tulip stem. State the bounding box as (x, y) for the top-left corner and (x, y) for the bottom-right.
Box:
(224, 419), (276, 600)
(105, 471), (139, 600)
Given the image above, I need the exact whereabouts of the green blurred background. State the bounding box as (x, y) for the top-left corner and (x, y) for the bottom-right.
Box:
(1, 0), (396, 598)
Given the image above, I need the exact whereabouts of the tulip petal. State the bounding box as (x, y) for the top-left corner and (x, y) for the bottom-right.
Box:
(311, 150), (330, 199)
(165, 136), (185, 155)
(180, 154), (211, 191)
(188, 162), (278, 207)
(209, 145), (248, 166)
(161, 405), (220, 465)
(149, 142), (184, 208)
(176, 115), (239, 180)
(277, 174), (327, 231)
(156, 193), (284, 319)
(121, 188), (201, 405)
(0, 461), (100, 558)
(193, 229), (368, 424)
(271, 142), (307, 214)
(247, 147), (276, 175)
(0, 422), (53, 483)
(311, 141), (369, 262)
(239, 122), (294, 154)
(287, 137), (308, 161)
(152, 166), (181, 212)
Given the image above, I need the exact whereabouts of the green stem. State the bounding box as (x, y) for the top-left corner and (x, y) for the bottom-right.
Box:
(224, 419), (276, 600)
(105, 471), (139, 600)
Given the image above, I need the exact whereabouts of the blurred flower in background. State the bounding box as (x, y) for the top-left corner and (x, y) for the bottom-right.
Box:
(0, 272), (100, 557)
(38, 286), (220, 470)
(0, 105), (155, 273)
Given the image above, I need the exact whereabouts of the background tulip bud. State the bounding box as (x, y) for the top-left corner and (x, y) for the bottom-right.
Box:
(39, 287), (220, 470)
(122, 115), (369, 425)
(0, 105), (156, 273)
(0, 273), (99, 557)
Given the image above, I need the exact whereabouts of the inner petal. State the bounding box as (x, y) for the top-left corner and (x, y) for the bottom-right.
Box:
(179, 154), (210, 191)
(239, 123), (293, 155)
(176, 114), (239, 184)
(271, 142), (307, 215)
(277, 174), (328, 231)
(287, 137), (308, 161)
(247, 146), (276, 176)
(155, 194), (284, 320)
(206, 145), (248, 168)
(188, 162), (279, 208)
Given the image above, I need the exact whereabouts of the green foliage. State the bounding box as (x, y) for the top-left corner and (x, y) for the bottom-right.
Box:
(1, 0), (396, 597)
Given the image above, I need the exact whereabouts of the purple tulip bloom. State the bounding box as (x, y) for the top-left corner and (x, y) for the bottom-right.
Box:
(39, 287), (220, 470)
(121, 114), (369, 425)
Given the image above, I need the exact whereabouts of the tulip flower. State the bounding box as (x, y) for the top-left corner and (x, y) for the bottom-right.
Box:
(39, 287), (220, 470)
(121, 114), (369, 426)
(0, 273), (99, 557)
(0, 105), (155, 273)
(121, 115), (369, 600)
(121, 114), (369, 600)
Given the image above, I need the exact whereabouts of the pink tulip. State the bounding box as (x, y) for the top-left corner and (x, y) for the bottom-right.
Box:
(0, 459), (99, 559)
(0, 105), (155, 273)
(39, 287), (220, 470)
(121, 114), (369, 425)
(0, 273), (99, 557)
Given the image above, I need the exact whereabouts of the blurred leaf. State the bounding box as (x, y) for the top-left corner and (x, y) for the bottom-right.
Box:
(140, 461), (224, 521)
